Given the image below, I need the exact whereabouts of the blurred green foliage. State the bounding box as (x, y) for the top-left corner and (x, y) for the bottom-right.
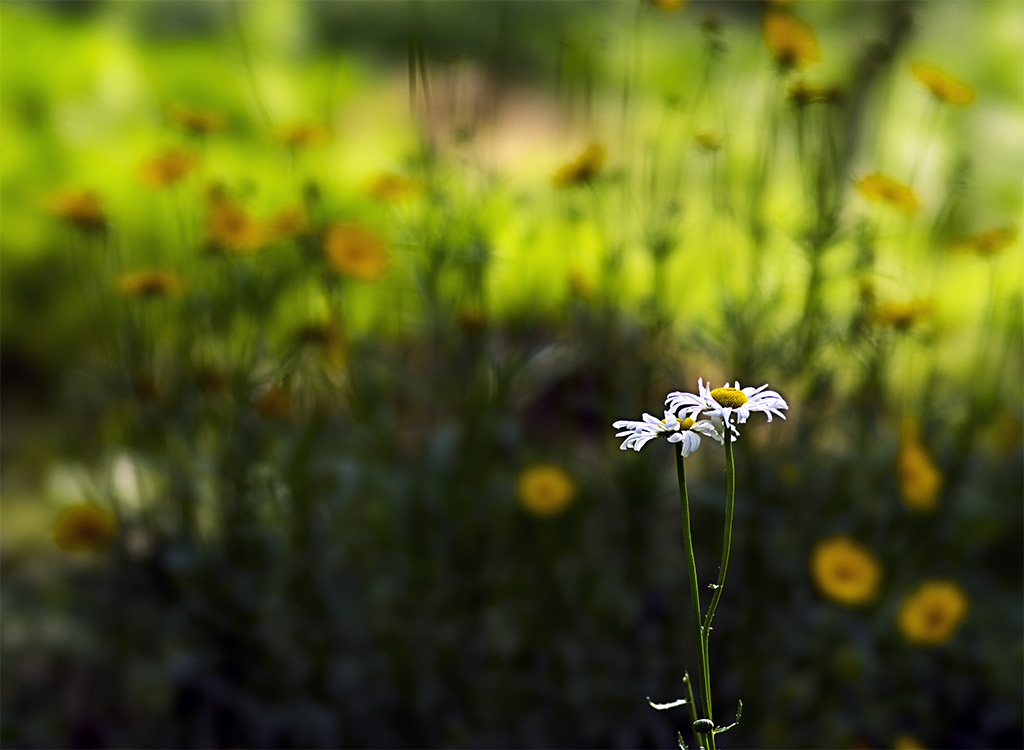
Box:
(1, 1), (1022, 748)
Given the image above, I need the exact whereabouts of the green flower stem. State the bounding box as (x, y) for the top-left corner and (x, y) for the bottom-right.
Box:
(682, 670), (699, 727)
(682, 670), (706, 749)
(674, 451), (714, 750)
(699, 434), (737, 742)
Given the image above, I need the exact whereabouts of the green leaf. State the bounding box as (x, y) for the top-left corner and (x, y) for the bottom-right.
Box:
(713, 699), (743, 734)
(647, 696), (689, 710)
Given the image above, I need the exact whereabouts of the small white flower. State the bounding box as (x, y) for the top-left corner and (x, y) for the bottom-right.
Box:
(667, 416), (725, 456)
(667, 378), (788, 438)
(612, 410), (678, 452)
(613, 409), (724, 456)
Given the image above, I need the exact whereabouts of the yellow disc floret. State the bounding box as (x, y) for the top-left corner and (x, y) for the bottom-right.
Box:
(710, 387), (748, 408)
(679, 417), (695, 430)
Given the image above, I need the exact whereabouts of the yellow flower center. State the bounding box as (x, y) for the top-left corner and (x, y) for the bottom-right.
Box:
(680, 417), (695, 430)
(711, 387), (748, 408)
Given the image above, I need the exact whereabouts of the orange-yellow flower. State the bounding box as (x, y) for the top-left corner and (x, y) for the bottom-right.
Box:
(275, 121), (331, 148)
(896, 419), (942, 510)
(45, 188), (107, 231)
(204, 188), (266, 253)
(762, 9), (820, 69)
(894, 734), (926, 750)
(517, 464), (576, 517)
(367, 173), (423, 202)
(168, 104), (226, 135)
(869, 299), (933, 330)
(265, 206), (307, 242)
(910, 62), (975, 106)
(898, 580), (968, 645)
(553, 144), (606, 188)
(115, 269), (184, 298)
(139, 147), (196, 188)
(855, 173), (918, 214)
(649, 0), (687, 11)
(693, 130), (722, 152)
(568, 269), (593, 299)
(810, 536), (881, 605)
(951, 227), (1016, 257)
(53, 504), (118, 552)
(323, 222), (389, 280)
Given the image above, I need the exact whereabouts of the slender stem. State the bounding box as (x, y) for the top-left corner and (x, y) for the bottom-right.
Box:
(907, 97), (941, 186)
(682, 670), (705, 750)
(675, 451), (713, 750)
(699, 433), (737, 742)
(682, 670), (699, 727)
(229, 0), (274, 132)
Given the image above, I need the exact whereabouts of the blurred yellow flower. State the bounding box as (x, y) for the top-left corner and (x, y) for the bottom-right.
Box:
(115, 269), (184, 298)
(168, 104), (226, 135)
(368, 172), (423, 202)
(324, 222), (389, 280)
(517, 464), (576, 517)
(896, 419), (942, 511)
(45, 188), (107, 231)
(910, 62), (975, 106)
(139, 147), (196, 188)
(810, 536), (881, 605)
(649, 0), (687, 12)
(265, 205), (307, 242)
(205, 189), (267, 253)
(951, 227), (1016, 257)
(894, 734), (926, 750)
(693, 130), (722, 152)
(869, 300), (933, 330)
(762, 9), (820, 69)
(568, 269), (593, 299)
(553, 144), (606, 188)
(53, 504), (118, 552)
(855, 173), (918, 214)
(275, 121), (331, 148)
(898, 580), (968, 645)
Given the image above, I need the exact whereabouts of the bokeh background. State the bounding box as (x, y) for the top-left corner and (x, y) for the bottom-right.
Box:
(1, 1), (1022, 748)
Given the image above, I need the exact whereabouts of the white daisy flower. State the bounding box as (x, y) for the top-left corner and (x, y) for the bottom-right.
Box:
(612, 410), (678, 452)
(666, 416), (725, 457)
(662, 387), (707, 422)
(613, 409), (724, 456)
(667, 378), (788, 438)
